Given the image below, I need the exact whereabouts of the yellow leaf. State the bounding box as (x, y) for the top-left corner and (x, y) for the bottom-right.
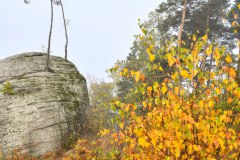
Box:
(134, 128), (144, 137)
(180, 70), (189, 78)
(225, 54), (232, 63)
(198, 100), (204, 108)
(135, 71), (140, 82)
(147, 86), (152, 92)
(100, 129), (110, 136)
(149, 44), (154, 50)
(125, 105), (130, 112)
(202, 34), (208, 41)
(138, 136), (150, 148)
(209, 100), (214, 108)
(216, 87), (221, 95)
(142, 101), (147, 108)
(188, 144), (193, 154)
(148, 102), (153, 109)
(223, 79), (229, 85)
(176, 132), (181, 138)
(175, 149), (180, 158)
(171, 71), (178, 80)
(238, 3), (240, 9)
(191, 68), (198, 77)
(149, 54), (155, 62)
(146, 48), (151, 54)
(166, 53), (175, 67)
(193, 145), (199, 151)
(131, 71), (135, 76)
(119, 122), (124, 129)
(214, 47), (220, 60)
(174, 87), (179, 94)
(206, 45), (212, 55)
(218, 138), (225, 149)
(161, 85), (168, 94)
(124, 68), (128, 72)
(192, 35), (197, 41)
(210, 72), (215, 79)
(159, 66), (163, 72)
(180, 89), (184, 96)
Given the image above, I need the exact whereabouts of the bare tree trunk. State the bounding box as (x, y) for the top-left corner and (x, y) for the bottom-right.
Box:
(202, 0), (211, 72)
(207, 46), (214, 87)
(46, 0), (54, 72)
(178, 0), (188, 46)
(237, 39), (240, 85)
(177, 0), (188, 96)
(59, 0), (69, 60)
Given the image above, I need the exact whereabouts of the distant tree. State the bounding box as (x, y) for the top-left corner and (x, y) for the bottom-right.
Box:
(24, 0), (30, 4)
(85, 75), (116, 134)
(228, 0), (240, 85)
(156, 0), (234, 51)
(112, 22), (170, 103)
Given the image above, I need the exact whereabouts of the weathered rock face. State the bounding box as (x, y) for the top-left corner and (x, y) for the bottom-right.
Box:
(0, 53), (89, 156)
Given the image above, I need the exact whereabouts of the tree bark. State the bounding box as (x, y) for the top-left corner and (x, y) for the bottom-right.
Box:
(46, 0), (54, 71)
(60, 0), (69, 60)
(177, 0), (188, 96)
(178, 0), (188, 46)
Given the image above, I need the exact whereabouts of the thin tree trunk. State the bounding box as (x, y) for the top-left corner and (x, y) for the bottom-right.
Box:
(207, 46), (214, 87)
(237, 39), (240, 85)
(46, 0), (54, 71)
(202, 0), (211, 72)
(60, 0), (69, 60)
(178, 0), (188, 46)
(177, 0), (187, 96)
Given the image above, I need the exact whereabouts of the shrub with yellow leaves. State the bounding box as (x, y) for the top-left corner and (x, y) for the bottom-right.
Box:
(99, 28), (240, 159)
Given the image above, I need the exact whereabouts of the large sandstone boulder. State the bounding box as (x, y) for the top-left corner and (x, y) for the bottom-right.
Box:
(0, 53), (89, 156)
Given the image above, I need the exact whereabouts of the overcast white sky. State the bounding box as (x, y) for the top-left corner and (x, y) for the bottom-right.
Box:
(0, 0), (163, 81)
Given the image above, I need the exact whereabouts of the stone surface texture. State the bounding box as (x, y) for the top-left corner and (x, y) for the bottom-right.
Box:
(0, 53), (89, 156)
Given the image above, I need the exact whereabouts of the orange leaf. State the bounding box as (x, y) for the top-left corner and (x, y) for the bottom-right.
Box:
(140, 74), (145, 82)
(206, 89), (211, 95)
(229, 68), (236, 78)
(227, 97), (233, 104)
